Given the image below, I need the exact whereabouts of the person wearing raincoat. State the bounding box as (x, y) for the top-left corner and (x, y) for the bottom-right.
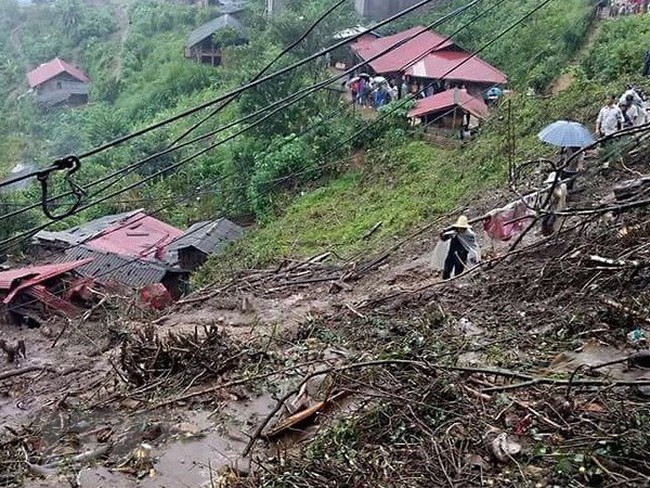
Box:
(435, 216), (481, 280)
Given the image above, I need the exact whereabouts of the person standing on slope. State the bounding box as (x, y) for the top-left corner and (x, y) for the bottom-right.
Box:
(596, 95), (624, 137)
(438, 216), (481, 280)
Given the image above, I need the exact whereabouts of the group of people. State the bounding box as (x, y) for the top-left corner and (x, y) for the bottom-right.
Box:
(596, 85), (649, 138)
(346, 75), (401, 108)
(598, 0), (650, 17)
(433, 86), (650, 281)
(346, 74), (477, 110)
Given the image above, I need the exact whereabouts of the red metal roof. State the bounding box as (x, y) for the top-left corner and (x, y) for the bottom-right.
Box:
(26, 58), (90, 88)
(0, 259), (93, 303)
(351, 26), (454, 75)
(408, 88), (489, 119)
(405, 50), (507, 84)
(86, 212), (183, 259)
(24, 285), (82, 317)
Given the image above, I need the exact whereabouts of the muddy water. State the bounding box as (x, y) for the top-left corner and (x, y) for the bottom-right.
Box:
(24, 394), (278, 488)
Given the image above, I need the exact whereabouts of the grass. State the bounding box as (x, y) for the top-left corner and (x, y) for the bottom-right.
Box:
(195, 134), (512, 286)
(195, 62), (635, 287)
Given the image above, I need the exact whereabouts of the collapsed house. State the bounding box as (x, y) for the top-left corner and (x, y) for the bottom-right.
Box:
(166, 218), (244, 271)
(0, 259), (96, 325)
(31, 210), (243, 299)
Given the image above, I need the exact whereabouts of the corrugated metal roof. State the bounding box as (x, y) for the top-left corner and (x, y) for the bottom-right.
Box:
(0, 259), (93, 303)
(167, 218), (243, 255)
(86, 212), (183, 259)
(24, 285), (82, 317)
(351, 26), (454, 75)
(35, 210), (183, 260)
(333, 25), (381, 40)
(26, 58), (90, 88)
(406, 50), (507, 85)
(63, 246), (181, 289)
(408, 88), (489, 119)
(34, 209), (142, 245)
(186, 14), (246, 49)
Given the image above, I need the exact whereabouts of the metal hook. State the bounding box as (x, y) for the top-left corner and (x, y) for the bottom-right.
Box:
(37, 156), (85, 220)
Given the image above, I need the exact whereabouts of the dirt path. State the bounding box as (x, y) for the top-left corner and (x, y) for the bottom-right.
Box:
(10, 25), (30, 72)
(550, 19), (601, 95)
(111, 0), (129, 79)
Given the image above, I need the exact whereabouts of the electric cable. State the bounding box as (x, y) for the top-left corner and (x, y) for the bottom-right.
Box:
(0, 0), (562, 314)
(73, 0), (460, 161)
(0, 0), (484, 223)
(169, 0), (350, 148)
(0, 0), (540, 266)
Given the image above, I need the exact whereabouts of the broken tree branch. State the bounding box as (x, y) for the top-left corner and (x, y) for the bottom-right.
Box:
(0, 365), (55, 381)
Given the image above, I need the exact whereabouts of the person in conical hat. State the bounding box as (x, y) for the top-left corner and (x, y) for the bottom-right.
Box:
(438, 215), (481, 280)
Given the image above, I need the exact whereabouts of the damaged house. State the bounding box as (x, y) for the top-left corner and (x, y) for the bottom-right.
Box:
(166, 218), (244, 272)
(0, 259), (96, 325)
(32, 211), (243, 298)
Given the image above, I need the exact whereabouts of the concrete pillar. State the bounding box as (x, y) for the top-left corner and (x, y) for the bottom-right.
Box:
(267, 0), (285, 17)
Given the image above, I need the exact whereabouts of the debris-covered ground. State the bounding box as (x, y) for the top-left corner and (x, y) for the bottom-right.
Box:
(2, 133), (650, 487)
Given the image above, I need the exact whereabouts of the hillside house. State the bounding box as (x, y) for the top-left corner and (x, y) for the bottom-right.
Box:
(32, 211), (243, 298)
(26, 58), (90, 107)
(185, 13), (247, 66)
(350, 26), (507, 98)
(33, 210), (188, 297)
(408, 88), (489, 131)
(166, 218), (243, 271)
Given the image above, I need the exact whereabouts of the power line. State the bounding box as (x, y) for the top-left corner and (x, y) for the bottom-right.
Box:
(168, 0), (350, 148)
(1, 0), (556, 313)
(0, 0), (484, 223)
(71, 0), (460, 160)
(0, 0), (499, 252)
(0, 0), (526, 252)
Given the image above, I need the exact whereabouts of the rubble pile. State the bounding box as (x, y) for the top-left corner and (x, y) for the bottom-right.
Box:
(226, 148), (650, 486)
(119, 324), (246, 387)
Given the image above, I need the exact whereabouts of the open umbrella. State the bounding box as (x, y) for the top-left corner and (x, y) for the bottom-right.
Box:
(538, 120), (595, 148)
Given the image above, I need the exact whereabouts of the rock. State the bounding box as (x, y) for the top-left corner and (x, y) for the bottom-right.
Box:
(170, 422), (201, 437)
(464, 453), (488, 469)
(484, 428), (522, 463)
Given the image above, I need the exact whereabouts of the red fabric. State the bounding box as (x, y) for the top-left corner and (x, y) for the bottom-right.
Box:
(483, 202), (530, 241)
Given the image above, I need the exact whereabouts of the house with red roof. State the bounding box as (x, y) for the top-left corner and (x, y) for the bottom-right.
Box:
(26, 57), (90, 107)
(408, 88), (489, 131)
(31, 210), (243, 299)
(350, 26), (507, 99)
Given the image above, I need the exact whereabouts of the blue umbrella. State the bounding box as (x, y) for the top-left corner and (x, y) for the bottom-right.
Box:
(486, 86), (502, 98)
(538, 120), (596, 148)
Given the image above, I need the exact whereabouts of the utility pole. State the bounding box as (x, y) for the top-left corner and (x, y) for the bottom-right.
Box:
(267, 0), (285, 18)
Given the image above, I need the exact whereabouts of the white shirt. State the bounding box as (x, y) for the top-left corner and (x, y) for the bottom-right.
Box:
(597, 105), (624, 135)
(626, 103), (646, 126)
(620, 89), (643, 108)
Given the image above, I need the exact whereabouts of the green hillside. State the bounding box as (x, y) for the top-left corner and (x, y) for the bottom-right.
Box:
(0, 0), (635, 271)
